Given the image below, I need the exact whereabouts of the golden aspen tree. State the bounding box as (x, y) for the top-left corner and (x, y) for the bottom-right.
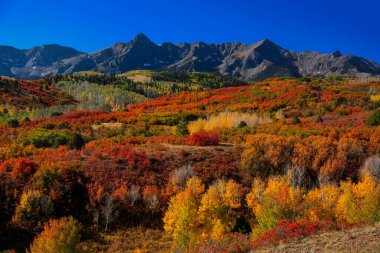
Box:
(336, 173), (380, 222)
(163, 177), (205, 251)
(304, 184), (340, 221)
(28, 217), (82, 253)
(246, 175), (303, 236)
(198, 180), (242, 242)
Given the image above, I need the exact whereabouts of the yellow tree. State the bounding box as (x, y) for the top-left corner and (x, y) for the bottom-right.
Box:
(163, 177), (205, 251)
(336, 173), (380, 222)
(198, 180), (242, 241)
(246, 175), (303, 236)
(304, 184), (340, 221)
(28, 217), (82, 253)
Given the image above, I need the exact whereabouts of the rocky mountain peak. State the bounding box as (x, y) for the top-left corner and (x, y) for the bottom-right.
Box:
(0, 34), (379, 80)
(132, 33), (155, 45)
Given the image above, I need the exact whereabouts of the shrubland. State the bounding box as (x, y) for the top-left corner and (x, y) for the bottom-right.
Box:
(0, 76), (379, 252)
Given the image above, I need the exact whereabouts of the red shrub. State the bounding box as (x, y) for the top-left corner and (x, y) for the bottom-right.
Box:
(61, 110), (107, 119)
(0, 160), (13, 173)
(10, 158), (38, 179)
(253, 220), (364, 246)
(188, 131), (219, 146)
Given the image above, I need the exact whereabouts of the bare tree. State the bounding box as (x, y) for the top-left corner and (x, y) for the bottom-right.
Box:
(39, 193), (54, 216)
(145, 193), (160, 212)
(362, 155), (380, 182)
(93, 209), (99, 228)
(287, 165), (306, 189)
(172, 164), (194, 190)
(101, 194), (118, 231)
(128, 185), (140, 204)
(318, 173), (331, 186)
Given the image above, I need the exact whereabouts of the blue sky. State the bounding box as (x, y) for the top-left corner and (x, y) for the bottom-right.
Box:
(0, 0), (379, 62)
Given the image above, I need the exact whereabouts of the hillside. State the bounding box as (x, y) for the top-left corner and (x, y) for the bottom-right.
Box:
(1, 34), (379, 80)
(85, 223), (380, 253)
(0, 77), (379, 252)
(255, 223), (380, 253)
(0, 77), (75, 109)
(0, 71), (248, 124)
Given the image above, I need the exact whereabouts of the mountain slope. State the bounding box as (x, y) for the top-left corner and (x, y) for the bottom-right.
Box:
(1, 34), (379, 80)
(0, 77), (75, 109)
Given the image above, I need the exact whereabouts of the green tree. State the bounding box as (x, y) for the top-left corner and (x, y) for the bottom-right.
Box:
(366, 110), (380, 126)
(291, 116), (301, 124)
(175, 120), (189, 136)
(237, 121), (247, 128)
(7, 119), (19, 128)
(67, 133), (85, 150)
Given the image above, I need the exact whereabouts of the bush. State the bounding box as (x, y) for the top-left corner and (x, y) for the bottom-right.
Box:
(67, 133), (85, 150)
(366, 110), (380, 126)
(41, 123), (56, 130)
(316, 115), (323, 123)
(7, 119), (19, 128)
(291, 116), (301, 124)
(188, 131), (219, 146)
(237, 121), (247, 128)
(50, 112), (63, 117)
(21, 129), (68, 148)
(175, 120), (189, 136)
(22, 117), (31, 123)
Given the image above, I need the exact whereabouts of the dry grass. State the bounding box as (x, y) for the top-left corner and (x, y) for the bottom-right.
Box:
(118, 70), (152, 83)
(188, 111), (272, 132)
(85, 227), (172, 253)
(254, 223), (380, 253)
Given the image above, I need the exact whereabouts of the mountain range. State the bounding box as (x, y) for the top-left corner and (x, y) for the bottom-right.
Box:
(1, 33), (379, 81)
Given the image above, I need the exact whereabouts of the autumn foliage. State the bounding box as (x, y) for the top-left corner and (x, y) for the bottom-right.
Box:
(246, 173), (380, 237)
(0, 76), (379, 252)
(28, 217), (82, 253)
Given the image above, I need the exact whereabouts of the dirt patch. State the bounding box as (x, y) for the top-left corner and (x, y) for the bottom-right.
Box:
(92, 122), (123, 130)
